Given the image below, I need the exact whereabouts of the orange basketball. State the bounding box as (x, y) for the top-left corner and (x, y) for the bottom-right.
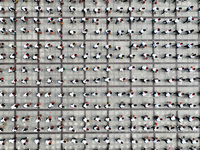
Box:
(50, 32), (53, 35)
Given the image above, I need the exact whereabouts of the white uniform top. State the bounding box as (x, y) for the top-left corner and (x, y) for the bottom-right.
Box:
(177, 29), (183, 34)
(32, 55), (38, 60)
(129, 17), (134, 21)
(174, 18), (179, 23)
(57, 7), (61, 12)
(46, 7), (52, 12)
(9, 139), (15, 144)
(153, 43), (158, 47)
(35, 28), (40, 32)
(69, 30), (74, 35)
(33, 18), (38, 22)
(104, 45), (110, 49)
(93, 44), (98, 48)
(93, 18), (97, 22)
(20, 27), (26, 32)
(165, 19), (171, 24)
(10, 54), (15, 59)
(188, 16), (193, 21)
(21, 7), (27, 12)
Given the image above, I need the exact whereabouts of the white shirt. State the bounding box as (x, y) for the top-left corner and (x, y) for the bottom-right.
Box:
(35, 139), (40, 144)
(21, 7), (27, 12)
(20, 27), (26, 32)
(33, 18), (38, 22)
(48, 103), (54, 108)
(188, 16), (193, 21)
(0, 55), (3, 60)
(23, 54), (29, 59)
(32, 55), (38, 60)
(174, 18), (179, 23)
(57, 7), (61, 12)
(153, 43), (158, 47)
(164, 19), (171, 24)
(70, 54), (76, 59)
(9, 139), (15, 144)
(93, 44), (99, 48)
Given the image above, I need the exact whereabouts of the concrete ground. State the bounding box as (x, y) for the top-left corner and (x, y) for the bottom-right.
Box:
(0, 0), (200, 149)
